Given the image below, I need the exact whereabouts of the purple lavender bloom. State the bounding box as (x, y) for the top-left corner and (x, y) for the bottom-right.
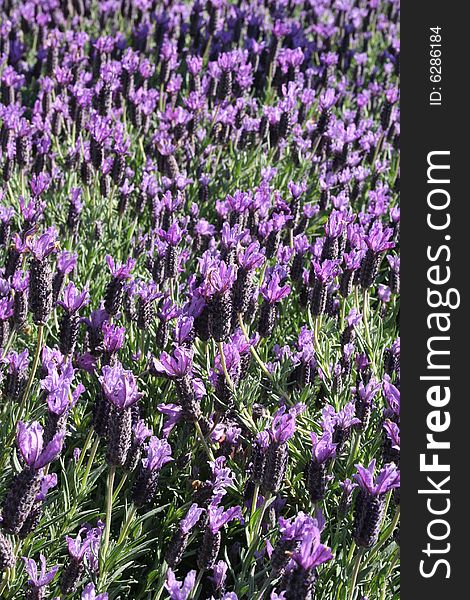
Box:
(151, 347), (193, 379)
(180, 504), (205, 534)
(159, 222), (185, 246)
(322, 403), (361, 433)
(27, 229), (58, 261)
(133, 419), (153, 446)
(30, 173), (51, 198)
(383, 420), (400, 452)
(65, 531), (90, 561)
(354, 459), (400, 495)
(16, 421), (65, 469)
(383, 375), (400, 420)
(0, 297), (14, 320)
(37, 473), (58, 501)
(313, 259), (340, 283)
(237, 241), (265, 271)
(174, 316), (194, 346)
(99, 362), (142, 409)
(105, 255), (136, 280)
(81, 582), (108, 600)
(310, 431), (337, 464)
(56, 251), (77, 275)
(378, 284), (392, 303)
(364, 222), (395, 253)
(260, 272), (291, 304)
(207, 505), (242, 534)
(157, 403), (183, 437)
(22, 554), (59, 590)
(210, 560), (228, 591)
(142, 436), (173, 471)
(57, 282), (90, 313)
(347, 308), (362, 328)
(165, 569), (196, 600)
(270, 410), (297, 444)
(3, 348), (29, 374)
(292, 527), (333, 570)
(102, 321), (125, 354)
(204, 261), (237, 296)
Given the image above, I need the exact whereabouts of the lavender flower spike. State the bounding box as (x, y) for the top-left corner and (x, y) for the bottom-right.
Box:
(132, 437), (173, 507)
(353, 460), (400, 547)
(165, 503), (205, 567)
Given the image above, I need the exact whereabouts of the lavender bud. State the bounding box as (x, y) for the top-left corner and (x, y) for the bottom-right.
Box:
(305, 461), (327, 503)
(165, 529), (190, 568)
(261, 442), (288, 495)
(59, 313), (80, 356)
(209, 292), (232, 342)
(353, 490), (386, 548)
(359, 249), (380, 289)
(285, 567), (317, 600)
(29, 260), (53, 324)
(132, 468), (160, 508)
(310, 281), (327, 316)
(93, 392), (111, 439)
(197, 529), (221, 571)
(106, 406), (132, 466)
(1, 468), (42, 534)
(59, 559), (83, 596)
(0, 533), (15, 570)
(258, 302), (276, 338)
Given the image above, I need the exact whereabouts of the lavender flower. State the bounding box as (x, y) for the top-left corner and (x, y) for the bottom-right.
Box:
(23, 554), (59, 598)
(198, 505), (242, 570)
(305, 431), (337, 503)
(1, 423), (64, 534)
(81, 583), (108, 600)
(99, 362), (142, 466)
(132, 437), (173, 507)
(27, 229), (58, 324)
(165, 569), (196, 600)
(353, 460), (400, 547)
(165, 503), (205, 567)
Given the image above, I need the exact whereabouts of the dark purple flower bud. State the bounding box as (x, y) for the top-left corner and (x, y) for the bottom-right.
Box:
(0, 296), (13, 347)
(2, 349), (29, 402)
(104, 255), (135, 316)
(11, 270), (29, 327)
(67, 188), (83, 236)
(27, 230), (58, 324)
(99, 362), (142, 466)
(0, 533), (15, 570)
(249, 431), (270, 485)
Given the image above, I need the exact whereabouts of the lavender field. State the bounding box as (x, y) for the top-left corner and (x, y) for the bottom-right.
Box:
(0, 0), (400, 598)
